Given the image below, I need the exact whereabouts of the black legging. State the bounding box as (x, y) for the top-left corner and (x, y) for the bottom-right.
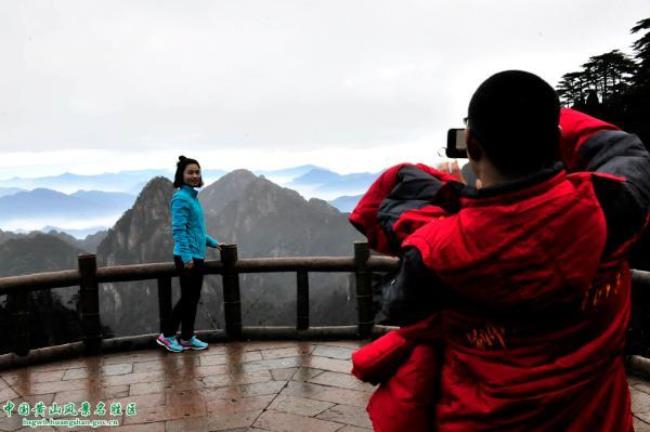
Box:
(163, 256), (204, 340)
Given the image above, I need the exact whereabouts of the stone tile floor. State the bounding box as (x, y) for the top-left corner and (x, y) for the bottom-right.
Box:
(0, 340), (647, 431)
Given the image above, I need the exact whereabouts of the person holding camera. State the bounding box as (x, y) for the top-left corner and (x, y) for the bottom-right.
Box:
(350, 70), (650, 431)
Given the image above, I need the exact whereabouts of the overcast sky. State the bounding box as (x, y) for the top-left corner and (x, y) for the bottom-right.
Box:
(0, 0), (647, 179)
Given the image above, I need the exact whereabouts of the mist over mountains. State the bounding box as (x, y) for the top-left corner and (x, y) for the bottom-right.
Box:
(0, 189), (136, 238)
(0, 170), (172, 194)
(0, 165), (375, 199)
(288, 168), (379, 201)
(0, 165), (377, 238)
(329, 195), (363, 213)
(0, 187), (25, 198)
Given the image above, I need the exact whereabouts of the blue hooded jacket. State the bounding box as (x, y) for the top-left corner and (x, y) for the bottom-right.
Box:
(170, 185), (219, 264)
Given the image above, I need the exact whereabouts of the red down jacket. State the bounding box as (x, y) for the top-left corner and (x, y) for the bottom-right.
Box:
(350, 109), (650, 432)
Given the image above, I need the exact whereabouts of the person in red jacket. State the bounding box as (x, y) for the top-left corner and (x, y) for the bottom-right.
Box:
(350, 70), (650, 431)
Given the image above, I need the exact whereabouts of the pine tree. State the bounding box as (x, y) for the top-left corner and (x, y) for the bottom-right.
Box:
(625, 17), (650, 147)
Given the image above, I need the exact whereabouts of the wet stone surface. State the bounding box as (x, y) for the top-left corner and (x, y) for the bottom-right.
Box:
(0, 340), (648, 431)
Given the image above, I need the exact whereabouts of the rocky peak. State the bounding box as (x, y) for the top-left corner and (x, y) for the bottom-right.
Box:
(97, 176), (174, 266)
(0, 233), (83, 277)
(206, 175), (361, 258)
(199, 169), (258, 215)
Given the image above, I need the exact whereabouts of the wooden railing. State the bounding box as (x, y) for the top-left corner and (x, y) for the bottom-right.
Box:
(0, 242), (398, 359)
(1, 241), (649, 367)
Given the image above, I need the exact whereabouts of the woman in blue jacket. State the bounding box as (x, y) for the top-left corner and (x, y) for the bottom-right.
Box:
(157, 155), (220, 352)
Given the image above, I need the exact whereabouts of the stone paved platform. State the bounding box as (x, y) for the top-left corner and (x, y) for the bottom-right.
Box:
(0, 340), (648, 431)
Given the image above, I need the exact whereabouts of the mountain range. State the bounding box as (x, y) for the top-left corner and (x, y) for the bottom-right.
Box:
(92, 170), (363, 337)
(0, 169), (367, 348)
(328, 195), (363, 213)
(0, 189), (136, 238)
(0, 166), (376, 238)
(0, 228), (107, 254)
(0, 189), (136, 216)
(288, 168), (378, 200)
(0, 169), (227, 194)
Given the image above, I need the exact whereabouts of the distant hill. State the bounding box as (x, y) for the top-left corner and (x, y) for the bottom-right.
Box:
(253, 165), (323, 185)
(0, 233), (86, 277)
(288, 168), (378, 200)
(0, 187), (25, 198)
(0, 188), (136, 236)
(0, 227), (107, 254)
(328, 195), (362, 213)
(254, 165), (322, 179)
(0, 170), (173, 194)
(0, 188), (95, 217)
(79, 230), (109, 253)
(0, 233), (109, 354)
(312, 172), (378, 195)
(41, 228), (108, 253)
(0, 188), (136, 218)
(0, 229), (22, 245)
(70, 190), (135, 207)
(288, 168), (341, 186)
(0, 169), (227, 194)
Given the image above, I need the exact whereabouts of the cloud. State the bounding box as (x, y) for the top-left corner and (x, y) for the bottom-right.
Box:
(0, 0), (647, 173)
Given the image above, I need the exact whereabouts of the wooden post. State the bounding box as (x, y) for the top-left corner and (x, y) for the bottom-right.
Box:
(630, 271), (650, 357)
(11, 289), (30, 356)
(220, 244), (242, 339)
(157, 277), (172, 335)
(78, 254), (102, 355)
(354, 241), (373, 338)
(296, 270), (309, 330)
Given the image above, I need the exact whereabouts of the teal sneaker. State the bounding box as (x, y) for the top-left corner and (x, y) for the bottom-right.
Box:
(156, 334), (183, 353)
(179, 335), (208, 351)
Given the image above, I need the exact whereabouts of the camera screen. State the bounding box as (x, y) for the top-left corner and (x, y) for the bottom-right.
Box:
(445, 128), (467, 158)
(454, 129), (466, 151)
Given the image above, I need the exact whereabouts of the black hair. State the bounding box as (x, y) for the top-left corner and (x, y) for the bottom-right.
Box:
(173, 155), (204, 188)
(467, 70), (560, 177)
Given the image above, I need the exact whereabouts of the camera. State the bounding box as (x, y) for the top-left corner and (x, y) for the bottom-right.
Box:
(445, 128), (467, 158)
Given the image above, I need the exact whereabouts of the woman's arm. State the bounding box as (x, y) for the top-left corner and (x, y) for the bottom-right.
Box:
(206, 234), (219, 248)
(170, 196), (193, 264)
